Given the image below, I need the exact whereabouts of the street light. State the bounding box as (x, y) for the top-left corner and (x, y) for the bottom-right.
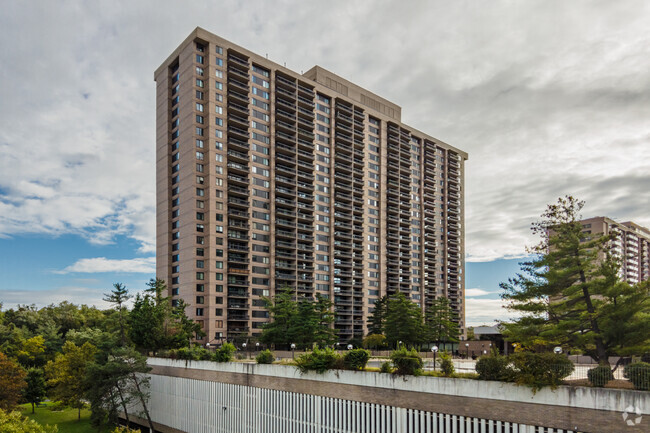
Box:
(554, 346), (562, 355)
(347, 344), (353, 350)
(431, 346), (438, 371)
(465, 343), (469, 359)
(242, 342), (247, 359)
(256, 342), (260, 352)
(291, 343), (296, 359)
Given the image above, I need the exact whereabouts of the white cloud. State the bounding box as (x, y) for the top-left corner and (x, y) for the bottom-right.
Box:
(464, 288), (492, 297)
(1, 1), (649, 262)
(465, 298), (523, 327)
(56, 257), (156, 274)
(0, 286), (112, 309)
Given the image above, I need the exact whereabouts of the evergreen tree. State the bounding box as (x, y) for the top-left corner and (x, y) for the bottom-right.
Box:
(23, 368), (46, 414)
(501, 196), (650, 365)
(383, 292), (425, 348)
(259, 289), (299, 347)
(312, 295), (338, 348)
(103, 283), (131, 346)
(367, 296), (387, 336)
(424, 298), (460, 350)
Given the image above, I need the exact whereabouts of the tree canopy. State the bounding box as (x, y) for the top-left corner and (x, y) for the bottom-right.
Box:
(260, 290), (337, 349)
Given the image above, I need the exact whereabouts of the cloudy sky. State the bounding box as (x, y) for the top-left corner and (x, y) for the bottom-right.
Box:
(1, 1), (648, 326)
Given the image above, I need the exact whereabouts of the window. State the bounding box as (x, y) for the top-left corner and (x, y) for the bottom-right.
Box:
(252, 109), (269, 122)
(196, 79), (204, 88)
(251, 132), (270, 144)
(252, 75), (270, 88)
(252, 65), (270, 77)
(196, 308), (204, 316)
(196, 272), (205, 280)
(252, 87), (269, 99)
(251, 97), (269, 110)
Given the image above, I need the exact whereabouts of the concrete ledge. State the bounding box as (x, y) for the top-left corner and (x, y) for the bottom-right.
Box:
(147, 358), (650, 433)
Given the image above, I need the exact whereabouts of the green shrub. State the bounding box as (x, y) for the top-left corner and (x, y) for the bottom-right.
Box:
(390, 346), (423, 375)
(587, 365), (614, 387)
(213, 342), (236, 362)
(362, 334), (387, 349)
(508, 352), (574, 390)
(476, 354), (510, 381)
(380, 361), (393, 373)
(173, 345), (211, 361)
(255, 349), (275, 364)
(295, 347), (342, 373)
(439, 351), (455, 377)
(343, 349), (371, 370)
(624, 362), (650, 390)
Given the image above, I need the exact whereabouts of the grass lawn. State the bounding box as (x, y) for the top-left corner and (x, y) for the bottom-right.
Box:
(19, 403), (98, 433)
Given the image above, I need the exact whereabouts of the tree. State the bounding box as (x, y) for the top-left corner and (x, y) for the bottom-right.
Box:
(0, 352), (27, 411)
(501, 196), (650, 366)
(103, 283), (131, 347)
(383, 292), (425, 348)
(45, 341), (97, 420)
(260, 290), (299, 347)
(424, 298), (460, 350)
(0, 409), (57, 433)
(312, 295), (337, 348)
(17, 335), (46, 368)
(362, 334), (386, 350)
(129, 281), (201, 354)
(170, 299), (205, 347)
(367, 296), (388, 335)
(23, 368), (46, 414)
(84, 347), (154, 433)
(128, 293), (165, 353)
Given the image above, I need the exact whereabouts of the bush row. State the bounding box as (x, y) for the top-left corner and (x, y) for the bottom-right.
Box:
(294, 348), (371, 373)
(475, 352), (574, 390)
(162, 342), (236, 362)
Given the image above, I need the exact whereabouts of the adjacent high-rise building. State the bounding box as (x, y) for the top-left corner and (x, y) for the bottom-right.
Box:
(155, 28), (468, 343)
(580, 216), (650, 284)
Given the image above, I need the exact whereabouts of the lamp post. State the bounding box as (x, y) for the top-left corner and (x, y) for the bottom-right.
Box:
(291, 343), (296, 359)
(554, 346), (562, 355)
(465, 343), (469, 359)
(242, 342), (247, 359)
(256, 342), (260, 353)
(347, 344), (353, 350)
(431, 346), (438, 371)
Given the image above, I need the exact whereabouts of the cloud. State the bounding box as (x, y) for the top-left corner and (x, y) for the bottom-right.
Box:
(464, 288), (493, 297)
(465, 298), (523, 327)
(0, 286), (112, 310)
(1, 1), (649, 263)
(56, 257), (156, 274)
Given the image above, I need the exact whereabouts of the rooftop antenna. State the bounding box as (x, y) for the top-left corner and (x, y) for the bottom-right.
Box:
(266, 53), (268, 59)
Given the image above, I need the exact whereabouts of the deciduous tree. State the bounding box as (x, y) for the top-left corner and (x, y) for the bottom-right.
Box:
(0, 352), (26, 411)
(45, 341), (97, 420)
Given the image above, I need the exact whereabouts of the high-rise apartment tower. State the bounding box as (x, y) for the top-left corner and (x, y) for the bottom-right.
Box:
(579, 216), (650, 284)
(155, 28), (468, 343)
